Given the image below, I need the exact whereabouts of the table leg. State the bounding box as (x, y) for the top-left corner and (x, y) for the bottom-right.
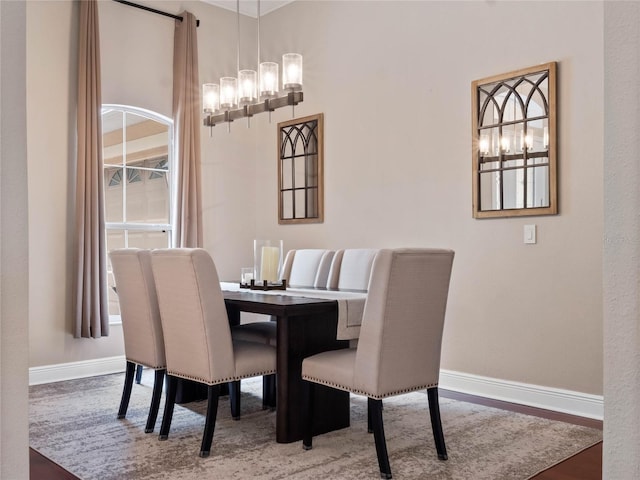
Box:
(276, 311), (350, 443)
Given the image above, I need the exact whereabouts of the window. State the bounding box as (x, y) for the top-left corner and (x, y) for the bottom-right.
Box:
(102, 105), (174, 321)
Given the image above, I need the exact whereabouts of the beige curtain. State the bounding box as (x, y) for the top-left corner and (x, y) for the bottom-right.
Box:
(73, 0), (109, 338)
(173, 12), (203, 248)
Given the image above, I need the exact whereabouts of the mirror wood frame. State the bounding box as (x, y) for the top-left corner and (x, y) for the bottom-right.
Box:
(471, 62), (558, 219)
(277, 113), (324, 225)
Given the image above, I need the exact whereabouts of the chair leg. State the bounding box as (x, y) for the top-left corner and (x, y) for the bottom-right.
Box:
(262, 375), (269, 410)
(367, 400), (373, 433)
(159, 375), (178, 440)
(229, 380), (241, 420)
(369, 398), (392, 479)
(263, 374), (276, 410)
(117, 361), (136, 419)
(200, 384), (221, 458)
(135, 364), (143, 384)
(145, 369), (165, 433)
(302, 381), (314, 450)
(427, 387), (448, 461)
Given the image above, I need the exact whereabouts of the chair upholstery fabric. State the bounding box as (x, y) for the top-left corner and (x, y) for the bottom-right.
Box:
(151, 248), (277, 455)
(151, 248), (276, 385)
(303, 248), (455, 398)
(301, 248), (455, 477)
(281, 249), (335, 287)
(326, 249), (378, 291)
(109, 248), (166, 433)
(110, 249), (165, 369)
(231, 321), (277, 346)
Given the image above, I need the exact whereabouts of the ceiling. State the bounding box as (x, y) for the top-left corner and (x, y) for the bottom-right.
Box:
(202, 0), (295, 17)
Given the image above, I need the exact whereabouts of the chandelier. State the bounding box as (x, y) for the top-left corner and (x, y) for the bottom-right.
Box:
(202, 0), (303, 130)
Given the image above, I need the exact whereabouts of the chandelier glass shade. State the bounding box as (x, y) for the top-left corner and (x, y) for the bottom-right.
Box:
(202, 1), (303, 129)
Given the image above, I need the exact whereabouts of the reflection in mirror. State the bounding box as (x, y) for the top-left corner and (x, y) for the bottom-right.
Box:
(472, 62), (557, 218)
(278, 114), (324, 224)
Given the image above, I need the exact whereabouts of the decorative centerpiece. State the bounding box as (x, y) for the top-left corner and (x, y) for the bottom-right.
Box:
(247, 239), (287, 290)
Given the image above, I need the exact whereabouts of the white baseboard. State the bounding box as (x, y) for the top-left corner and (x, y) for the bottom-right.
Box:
(28, 359), (604, 420)
(29, 355), (126, 386)
(439, 369), (603, 420)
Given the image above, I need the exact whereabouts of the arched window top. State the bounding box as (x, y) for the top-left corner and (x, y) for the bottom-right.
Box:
(102, 104), (172, 127)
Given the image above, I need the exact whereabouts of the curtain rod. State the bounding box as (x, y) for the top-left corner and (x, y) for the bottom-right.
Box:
(112, 0), (200, 27)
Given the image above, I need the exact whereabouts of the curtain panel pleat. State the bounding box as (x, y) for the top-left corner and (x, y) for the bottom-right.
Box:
(173, 12), (203, 248)
(73, 0), (109, 338)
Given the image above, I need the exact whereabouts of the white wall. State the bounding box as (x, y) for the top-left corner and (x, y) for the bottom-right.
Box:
(27, 0), (125, 366)
(254, 0), (604, 395)
(603, 2), (640, 477)
(27, 1), (603, 397)
(1, 0), (29, 477)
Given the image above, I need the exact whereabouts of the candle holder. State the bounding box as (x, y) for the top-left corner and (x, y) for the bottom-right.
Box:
(239, 267), (254, 289)
(253, 239), (286, 289)
(249, 278), (287, 291)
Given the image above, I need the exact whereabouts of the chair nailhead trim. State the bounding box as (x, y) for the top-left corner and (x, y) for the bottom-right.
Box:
(128, 359), (166, 370)
(168, 369), (277, 385)
(301, 375), (438, 400)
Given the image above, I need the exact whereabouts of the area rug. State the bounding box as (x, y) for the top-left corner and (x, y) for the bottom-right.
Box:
(29, 371), (602, 480)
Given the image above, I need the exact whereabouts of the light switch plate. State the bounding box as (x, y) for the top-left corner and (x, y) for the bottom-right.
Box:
(524, 224), (537, 244)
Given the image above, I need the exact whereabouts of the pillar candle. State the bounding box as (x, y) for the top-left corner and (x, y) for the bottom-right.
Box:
(261, 246), (280, 282)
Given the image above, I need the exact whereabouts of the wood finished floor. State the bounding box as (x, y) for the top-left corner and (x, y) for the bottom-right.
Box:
(29, 389), (603, 480)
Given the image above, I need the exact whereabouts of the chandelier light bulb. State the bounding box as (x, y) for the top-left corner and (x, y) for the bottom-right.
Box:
(238, 70), (257, 105)
(202, 83), (220, 114)
(260, 62), (279, 98)
(479, 135), (489, 155)
(282, 53), (303, 91)
(220, 77), (238, 110)
(500, 136), (510, 153)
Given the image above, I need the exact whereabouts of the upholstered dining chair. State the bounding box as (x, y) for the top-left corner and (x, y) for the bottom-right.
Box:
(326, 248), (378, 291)
(150, 248), (277, 457)
(109, 248), (166, 434)
(281, 248), (335, 287)
(301, 248), (455, 479)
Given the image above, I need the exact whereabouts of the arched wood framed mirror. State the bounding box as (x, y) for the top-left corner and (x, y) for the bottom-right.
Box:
(277, 113), (324, 224)
(471, 62), (557, 218)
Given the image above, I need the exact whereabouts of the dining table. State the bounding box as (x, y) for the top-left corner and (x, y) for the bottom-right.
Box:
(221, 282), (367, 444)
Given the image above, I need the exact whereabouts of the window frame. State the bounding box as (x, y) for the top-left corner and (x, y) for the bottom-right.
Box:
(102, 104), (175, 324)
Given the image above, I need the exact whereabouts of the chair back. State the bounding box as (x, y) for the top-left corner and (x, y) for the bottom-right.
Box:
(354, 248), (454, 398)
(150, 248), (234, 384)
(109, 249), (166, 369)
(326, 249), (378, 290)
(281, 249), (335, 287)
